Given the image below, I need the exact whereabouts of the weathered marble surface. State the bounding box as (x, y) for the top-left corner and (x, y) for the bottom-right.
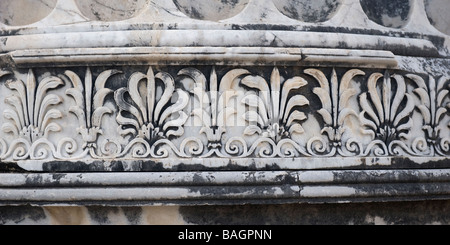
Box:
(1, 170), (450, 206)
(2, 201), (450, 225)
(0, 0), (448, 56)
(0, 0), (448, 208)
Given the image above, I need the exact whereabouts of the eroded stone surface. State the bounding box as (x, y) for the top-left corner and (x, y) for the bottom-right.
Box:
(2, 201), (450, 225)
(179, 200), (450, 225)
(0, 205), (47, 225)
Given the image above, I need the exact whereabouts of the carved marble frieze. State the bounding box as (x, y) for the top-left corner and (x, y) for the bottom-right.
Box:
(0, 65), (447, 170)
(0, 0), (450, 205)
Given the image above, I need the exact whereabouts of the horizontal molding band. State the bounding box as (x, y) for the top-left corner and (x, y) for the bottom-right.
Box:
(0, 171), (297, 187)
(9, 47), (398, 68)
(0, 30), (438, 58)
(1, 169), (450, 205)
(0, 186), (300, 202)
(13, 157), (450, 172)
(2, 169), (450, 187)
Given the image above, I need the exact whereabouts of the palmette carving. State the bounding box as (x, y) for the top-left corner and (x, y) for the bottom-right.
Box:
(0, 66), (448, 161)
(0, 69), (11, 159)
(233, 67), (311, 157)
(114, 67), (190, 158)
(241, 67), (309, 142)
(359, 72), (415, 156)
(3, 69), (63, 141)
(180, 67), (249, 156)
(410, 74), (450, 155)
(307, 68), (365, 156)
(1, 69), (64, 160)
(65, 68), (121, 150)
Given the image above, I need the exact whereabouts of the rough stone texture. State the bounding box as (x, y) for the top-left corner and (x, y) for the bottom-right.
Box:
(1, 201), (450, 225)
(0, 206), (185, 225)
(181, 201), (450, 225)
